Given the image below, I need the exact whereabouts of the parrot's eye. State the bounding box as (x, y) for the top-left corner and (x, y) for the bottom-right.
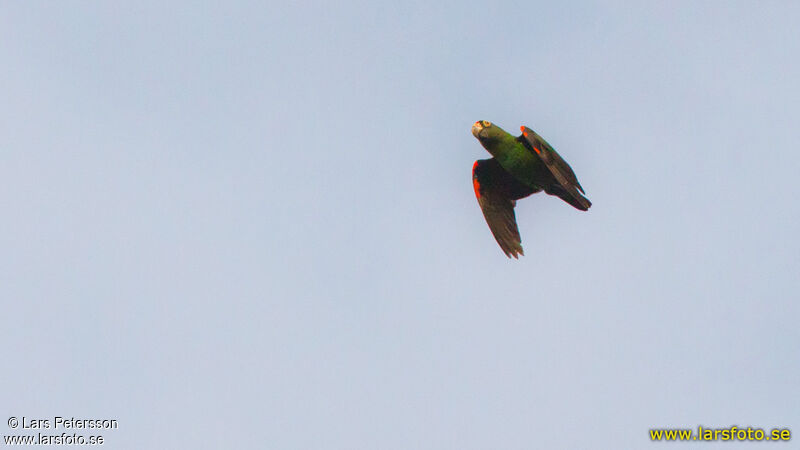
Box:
(482, 121), (491, 127)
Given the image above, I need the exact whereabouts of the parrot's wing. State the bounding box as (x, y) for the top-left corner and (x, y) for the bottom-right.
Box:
(519, 126), (591, 211)
(472, 158), (529, 258)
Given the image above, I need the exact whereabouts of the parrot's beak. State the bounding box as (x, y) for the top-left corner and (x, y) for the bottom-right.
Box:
(471, 121), (484, 138)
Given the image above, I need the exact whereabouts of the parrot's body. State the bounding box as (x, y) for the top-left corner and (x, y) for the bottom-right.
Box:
(471, 120), (591, 258)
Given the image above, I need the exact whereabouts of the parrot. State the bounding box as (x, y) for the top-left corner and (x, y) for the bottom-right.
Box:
(471, 120), (591, 258)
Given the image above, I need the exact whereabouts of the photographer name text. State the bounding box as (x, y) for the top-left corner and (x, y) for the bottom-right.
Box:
(9, 417), (118, 430)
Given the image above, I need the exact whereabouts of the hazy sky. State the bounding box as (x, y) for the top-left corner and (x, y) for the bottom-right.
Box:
(2, 1), (798, 449)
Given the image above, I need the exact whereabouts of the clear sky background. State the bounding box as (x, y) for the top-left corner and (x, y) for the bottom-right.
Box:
(2, 1), (798, 449)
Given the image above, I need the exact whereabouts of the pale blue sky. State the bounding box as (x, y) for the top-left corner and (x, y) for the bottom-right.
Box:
(2, 1), (799, 449)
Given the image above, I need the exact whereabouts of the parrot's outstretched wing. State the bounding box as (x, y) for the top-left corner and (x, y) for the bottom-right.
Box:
(472, 158), (537, 258)
(519, 126), (591, 211)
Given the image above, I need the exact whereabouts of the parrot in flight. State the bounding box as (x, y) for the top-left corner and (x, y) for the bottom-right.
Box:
(471, 120), (591, 258)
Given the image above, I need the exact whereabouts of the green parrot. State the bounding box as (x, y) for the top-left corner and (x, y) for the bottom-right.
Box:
(471, 120), (591, 258)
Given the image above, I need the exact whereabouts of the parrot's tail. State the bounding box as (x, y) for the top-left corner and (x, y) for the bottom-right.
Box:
(547, 187), (591, 211)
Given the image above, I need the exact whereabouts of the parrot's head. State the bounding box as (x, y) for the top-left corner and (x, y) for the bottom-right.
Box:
(471, 120), (504, 142)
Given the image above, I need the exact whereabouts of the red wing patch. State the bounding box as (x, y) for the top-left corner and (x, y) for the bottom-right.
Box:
(473, 177), (481, 199)
(472, 161), (482, 199)
(521, 127), (540, 154)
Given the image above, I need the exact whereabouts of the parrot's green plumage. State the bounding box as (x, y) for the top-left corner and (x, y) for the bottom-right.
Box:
(471, 120), (591, 258)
